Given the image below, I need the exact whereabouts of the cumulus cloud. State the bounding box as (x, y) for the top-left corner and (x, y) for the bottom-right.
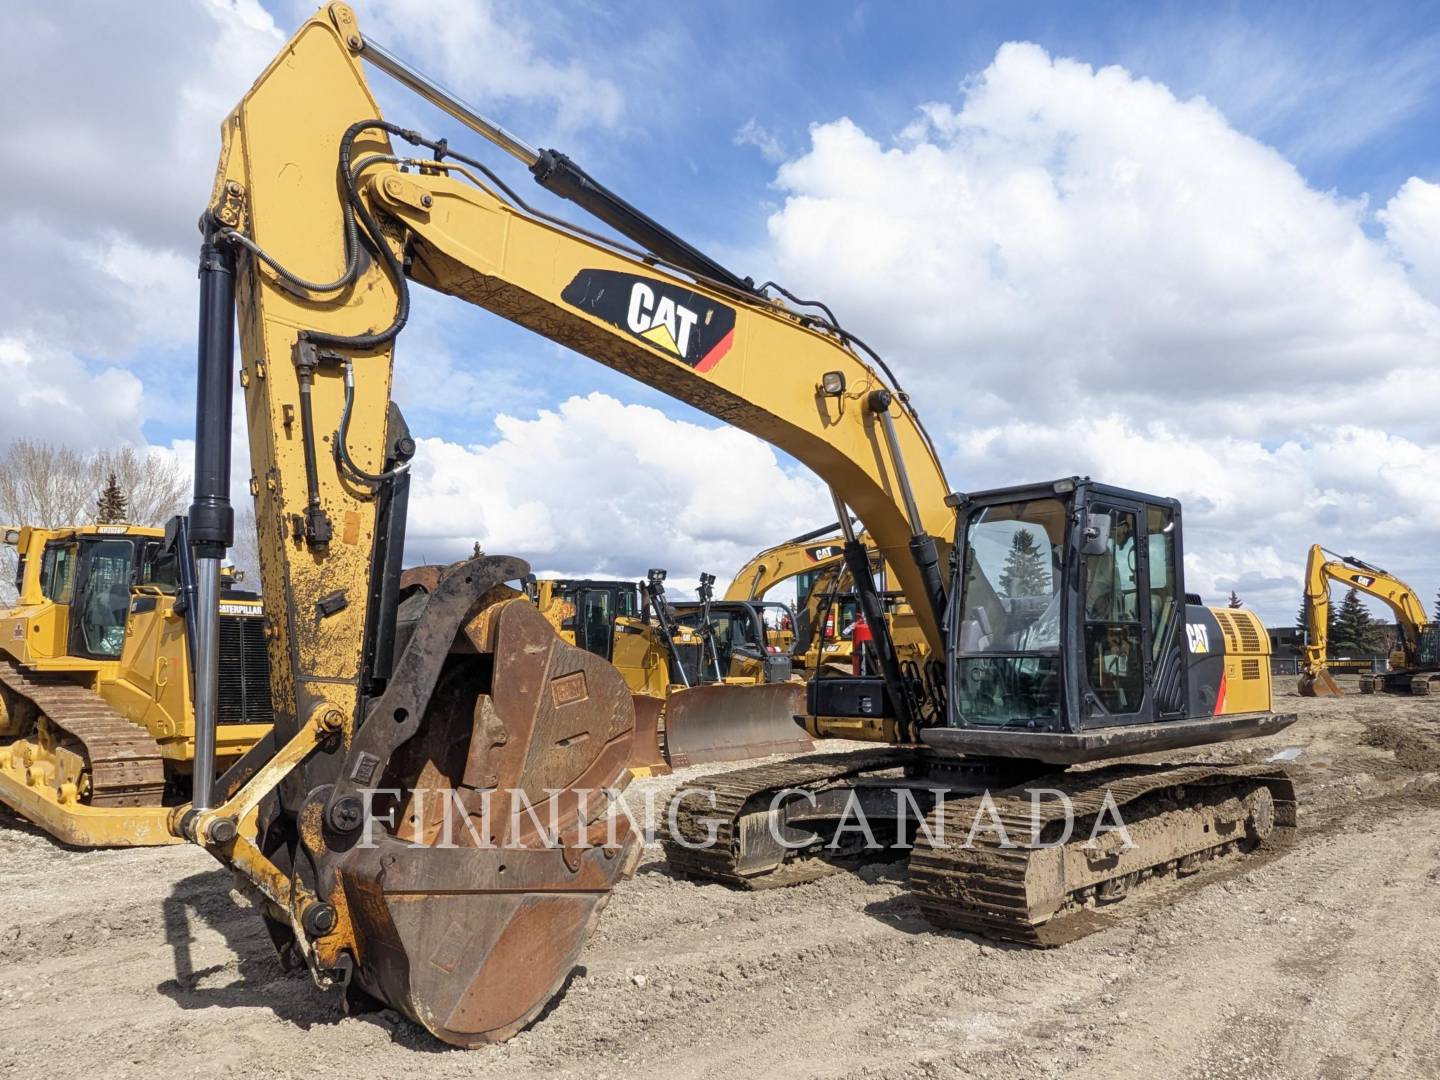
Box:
(0, 339), (146, 448)
(766, 44), (1439, 430)
(403, 393), (830, 587)
(759, 42), (1440, 620)
(1380, 178), (1440, 305)
(351, 0), (624, 133)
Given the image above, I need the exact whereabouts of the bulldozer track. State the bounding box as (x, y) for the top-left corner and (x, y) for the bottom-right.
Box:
(908, 762), (1297, 946)
(0, 660), (166, 807)
(662, 749), (916, 885)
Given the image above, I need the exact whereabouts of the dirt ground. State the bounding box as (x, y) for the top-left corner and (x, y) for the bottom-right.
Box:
(3, 678), (1439, 1080)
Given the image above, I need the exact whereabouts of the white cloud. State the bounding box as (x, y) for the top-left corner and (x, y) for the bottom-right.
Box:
(0, 339), (146, 448)
(403, 393), (830, 586)
(760, 42), (1440, 621)
(953, 417), (1440, 617)
(1380, 178), (1440, 305)
(734, 119), (786, 164)
(351, 0), (624, 133)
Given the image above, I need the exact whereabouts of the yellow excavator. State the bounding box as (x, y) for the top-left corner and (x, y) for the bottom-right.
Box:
(0, 519), (270, 846)
(527, 570), (812, 769)
(1298, 544), (1439, 696)
(162, 4), (1298, 1047)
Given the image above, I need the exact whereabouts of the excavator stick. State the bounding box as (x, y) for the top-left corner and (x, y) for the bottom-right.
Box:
(1297, 668), (1342, 697)
(663, 682), (811, 768)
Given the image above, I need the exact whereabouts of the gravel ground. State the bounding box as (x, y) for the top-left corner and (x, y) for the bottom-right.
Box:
(2, 678), (1438, 1079)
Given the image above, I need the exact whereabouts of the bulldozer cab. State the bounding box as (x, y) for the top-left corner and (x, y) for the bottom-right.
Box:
(19, 526), (162, 663)
(535, 578), (641, 662)
(670, 600), (796, 685)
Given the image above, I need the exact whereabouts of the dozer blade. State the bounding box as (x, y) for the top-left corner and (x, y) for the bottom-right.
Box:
(628, 693), (670, 776)
(1298, 668), (1342, 697)
(664, 681), (812, 768)
(284, 559), (641, 1047)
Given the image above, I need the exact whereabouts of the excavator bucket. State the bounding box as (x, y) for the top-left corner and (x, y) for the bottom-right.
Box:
(663, 682), (812, 768)
(1298, 668), (1343, 697)
(273, 559), (642, 1047)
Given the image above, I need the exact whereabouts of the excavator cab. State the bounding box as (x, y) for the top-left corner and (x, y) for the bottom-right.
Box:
(811, 478), (1290, 759)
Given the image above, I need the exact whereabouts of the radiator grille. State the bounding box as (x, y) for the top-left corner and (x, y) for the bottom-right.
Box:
(1235, 613), (1262, 652)
(217, 615), (273, 725)
(1241, 659), (1261, 681)
(1212, 611), (1241, 652)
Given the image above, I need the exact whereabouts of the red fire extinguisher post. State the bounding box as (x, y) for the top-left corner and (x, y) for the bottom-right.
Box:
(852, 615), (872, 676)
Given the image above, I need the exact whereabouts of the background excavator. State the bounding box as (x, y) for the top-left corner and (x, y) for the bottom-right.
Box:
(166, 4), (1299, 1048)
(0, 518), (270, 846)
(1298, 543), (1439, 696)
(527, 570), (812, 769)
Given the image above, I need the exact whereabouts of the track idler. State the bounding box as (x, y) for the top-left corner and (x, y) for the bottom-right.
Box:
(288, 558), (641, 1046)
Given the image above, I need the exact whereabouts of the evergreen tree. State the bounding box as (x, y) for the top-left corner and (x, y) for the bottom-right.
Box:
(1434, 587), (1440, 624)
(1332, 588), (1386, 656)
(1227, 590), (1242, 608)
(998, 528), (1048, 597)
(95, 473), (128, 524)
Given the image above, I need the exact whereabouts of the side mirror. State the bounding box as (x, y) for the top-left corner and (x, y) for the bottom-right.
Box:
(1081, 512), (1112, 557)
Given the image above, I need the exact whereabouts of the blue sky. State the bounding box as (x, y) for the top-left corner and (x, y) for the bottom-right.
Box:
(4, 0), (1438, 623)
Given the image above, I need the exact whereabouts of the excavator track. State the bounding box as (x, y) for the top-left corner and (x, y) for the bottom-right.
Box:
(663, 749), (916, 886)
(908, 762), (1297, 946)
(0, 660), (166, 807)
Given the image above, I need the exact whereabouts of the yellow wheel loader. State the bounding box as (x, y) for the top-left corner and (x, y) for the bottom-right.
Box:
(158, 4), (1299, 1046)
(1298, 543), (1439, 696)
(0, 519), (270, 846)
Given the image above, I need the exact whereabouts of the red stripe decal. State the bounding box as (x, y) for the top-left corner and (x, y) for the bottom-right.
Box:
(694, 328), (735, 373)
(1214, 671), (1227, 715)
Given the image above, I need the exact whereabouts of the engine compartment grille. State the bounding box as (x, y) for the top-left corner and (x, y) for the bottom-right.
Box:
(217, 614), (273, 725)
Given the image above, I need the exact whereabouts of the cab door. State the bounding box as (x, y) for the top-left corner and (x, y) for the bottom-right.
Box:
(67, 539), (138, 661)
(572, 586), (619, 661)
(1079, 499), (1152, 721)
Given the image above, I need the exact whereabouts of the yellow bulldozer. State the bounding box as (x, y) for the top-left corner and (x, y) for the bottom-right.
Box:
(527, 569), (812, 769)
(0, 518), (270, 846)
(143, 4), (1298, 1047)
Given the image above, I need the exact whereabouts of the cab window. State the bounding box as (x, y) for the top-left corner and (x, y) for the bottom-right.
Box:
(1146, 505), (1177, 660)
(1083, 504), (1144, 713)
(40, 543), (78, 603)
(76, 540), (136, 658)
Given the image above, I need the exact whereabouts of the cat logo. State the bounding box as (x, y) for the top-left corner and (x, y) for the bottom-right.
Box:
(1355, 574), (1375, 587)
(626, 282), (699, 356)
(806, 544), (841, 562)
(561, 269), (737, 372)
(1186, 623), (1211, 653)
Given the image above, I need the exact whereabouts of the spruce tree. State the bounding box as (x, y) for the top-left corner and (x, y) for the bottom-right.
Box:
(1227, 590), (1242, 608)
(1331, 588), (1385, 656)
(998, 528), (1047, 597)
(1434, 587), (1440, 624)
(95, 473), (128, 524)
